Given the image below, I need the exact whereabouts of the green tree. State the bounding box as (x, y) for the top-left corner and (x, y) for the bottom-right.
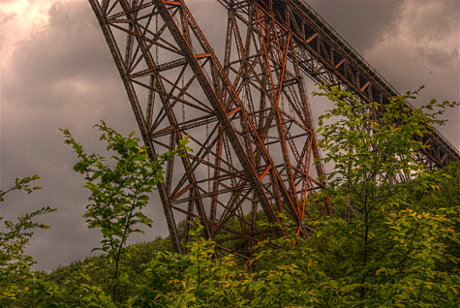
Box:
(130, 86), (459, 307)
(6, 88), (458, 307)
(314, 85), (455, 258)
(62, 122), (188, 303)
(411, 162), (460, 211)
(315, 85), (456, 216)
(0, 175), (55, 306)
(134, 221), (251, 307)
(309, 85), (459, 304)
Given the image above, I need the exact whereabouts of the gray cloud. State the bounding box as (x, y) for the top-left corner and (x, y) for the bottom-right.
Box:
(1, 1), (168, 271)
(363, 0), (459, 145)
(307, 0), (459, 146)
(1, 0), (458, 271)
(307, 0), (404, 53)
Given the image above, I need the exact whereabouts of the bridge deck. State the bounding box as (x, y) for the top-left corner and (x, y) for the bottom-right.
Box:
(251, 0), (460, 167)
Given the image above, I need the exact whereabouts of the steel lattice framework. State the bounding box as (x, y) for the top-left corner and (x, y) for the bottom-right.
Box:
(89, 0), (460, 256)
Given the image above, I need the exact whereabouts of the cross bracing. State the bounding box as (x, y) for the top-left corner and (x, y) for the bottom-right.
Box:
(88, 0), (460, 256)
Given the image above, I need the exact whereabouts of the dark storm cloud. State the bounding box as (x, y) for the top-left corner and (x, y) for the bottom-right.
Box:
(307, 0), (458, 146)
(1, 0), (458, 272)
(1, 1), (168, 271)
(307, 0), (404, 53)
(4, 4), (118, 108)
(401, 0), (459, 66)
(363, 0), (459, 145)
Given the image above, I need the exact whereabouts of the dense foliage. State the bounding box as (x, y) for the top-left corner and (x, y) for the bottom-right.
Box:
(1, 89), (459, 307)
(61, 122), (189, 302)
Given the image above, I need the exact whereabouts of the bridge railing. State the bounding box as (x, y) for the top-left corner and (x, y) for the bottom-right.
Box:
(291, 0), (459, 157)
(292, 0), (399, 97)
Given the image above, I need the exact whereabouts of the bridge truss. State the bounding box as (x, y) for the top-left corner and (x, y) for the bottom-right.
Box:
(88, 0), (460, 257)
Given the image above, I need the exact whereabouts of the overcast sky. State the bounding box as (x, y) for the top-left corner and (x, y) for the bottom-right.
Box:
(1, 0), (458, 271)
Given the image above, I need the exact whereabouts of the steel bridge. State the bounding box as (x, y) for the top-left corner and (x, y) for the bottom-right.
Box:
(88, 0), (460, 257)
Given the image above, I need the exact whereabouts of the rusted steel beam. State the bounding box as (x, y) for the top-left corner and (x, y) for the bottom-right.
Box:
(251, 0), (460, 167)
(89, 0), (329, 257)
(88, 0), (184, 253)
(152, 0), (292, 232)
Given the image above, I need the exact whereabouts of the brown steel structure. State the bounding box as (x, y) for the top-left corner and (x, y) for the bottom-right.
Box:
(89, 0), (460, 256)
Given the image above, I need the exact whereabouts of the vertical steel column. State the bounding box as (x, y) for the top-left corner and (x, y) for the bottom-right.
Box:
(89, 0), (328, 257)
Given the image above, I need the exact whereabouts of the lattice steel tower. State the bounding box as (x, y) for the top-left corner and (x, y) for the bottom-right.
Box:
(89, 0), (460, 257)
